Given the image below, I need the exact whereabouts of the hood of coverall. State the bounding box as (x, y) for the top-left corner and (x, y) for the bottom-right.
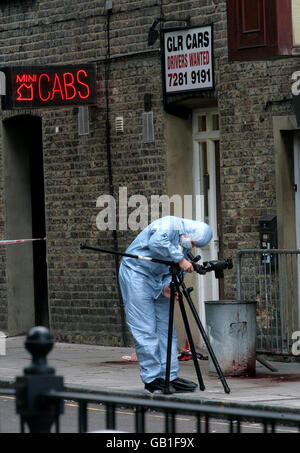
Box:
(180, 218), (213, 248)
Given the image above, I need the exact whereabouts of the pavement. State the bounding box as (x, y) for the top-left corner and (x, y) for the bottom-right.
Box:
(1, 335), (300, 415)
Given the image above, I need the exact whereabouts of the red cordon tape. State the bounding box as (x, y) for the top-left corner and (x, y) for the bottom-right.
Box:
(0, 238), (46, 245)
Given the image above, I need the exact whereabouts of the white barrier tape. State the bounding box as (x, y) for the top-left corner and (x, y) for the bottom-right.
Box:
(0, 238), (46, 245)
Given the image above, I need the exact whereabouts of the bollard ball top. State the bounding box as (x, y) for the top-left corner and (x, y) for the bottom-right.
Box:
(26, 325), (53, 341)
(25, 326), (54, 357)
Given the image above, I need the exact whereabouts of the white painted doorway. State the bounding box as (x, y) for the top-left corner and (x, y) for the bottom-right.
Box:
(192, 108), (221, 332)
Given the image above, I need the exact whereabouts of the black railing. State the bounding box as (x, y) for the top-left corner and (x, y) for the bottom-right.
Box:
(1, 326), (300, 433)
(43, 390), (300, 433)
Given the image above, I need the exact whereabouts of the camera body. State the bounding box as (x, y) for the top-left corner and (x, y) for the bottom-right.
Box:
(186, 251), (233, 279)
(195, 258), (233, 279)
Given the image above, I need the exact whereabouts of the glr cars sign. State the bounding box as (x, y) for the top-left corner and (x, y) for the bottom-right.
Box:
(163, 25), (214, 94)
(1, 64), (97, 109)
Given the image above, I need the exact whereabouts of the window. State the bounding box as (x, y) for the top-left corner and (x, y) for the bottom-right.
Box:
(227, 0), (293, 60)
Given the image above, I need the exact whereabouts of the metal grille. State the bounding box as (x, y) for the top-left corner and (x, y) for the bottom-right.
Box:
(78, 106), (90, 136)
(236, 249), (300, 355)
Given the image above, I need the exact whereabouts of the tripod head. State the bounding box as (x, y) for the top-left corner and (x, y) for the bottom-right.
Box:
(186, 251), (233, 279)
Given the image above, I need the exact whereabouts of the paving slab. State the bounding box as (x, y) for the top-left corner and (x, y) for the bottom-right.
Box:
(0, 336), (300, 414)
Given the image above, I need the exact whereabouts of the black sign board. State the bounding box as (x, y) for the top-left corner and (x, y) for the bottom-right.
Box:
(1, 64), (97, 109)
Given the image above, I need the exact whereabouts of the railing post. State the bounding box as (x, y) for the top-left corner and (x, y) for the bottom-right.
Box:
(15, 326), (64, 433)
(78, 401), (88, 433)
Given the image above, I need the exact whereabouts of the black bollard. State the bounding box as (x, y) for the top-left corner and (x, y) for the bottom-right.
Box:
(15, 326), (64, 433)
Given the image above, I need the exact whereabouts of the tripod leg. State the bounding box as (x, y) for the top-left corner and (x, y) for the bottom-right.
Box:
(164, 281), (176, 395)
(181, 282), (230, 394)
(177, 291), (205, 391)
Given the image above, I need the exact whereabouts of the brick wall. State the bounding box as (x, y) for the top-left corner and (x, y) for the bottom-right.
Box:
(0, 0), (169, 345)
(218, 56), (300, 294)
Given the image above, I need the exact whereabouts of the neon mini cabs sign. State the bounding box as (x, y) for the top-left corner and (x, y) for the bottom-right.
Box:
(1, 64), (97, 109)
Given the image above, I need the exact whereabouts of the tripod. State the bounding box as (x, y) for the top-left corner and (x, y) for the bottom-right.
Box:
(80, 243), (231, 394)
(165, 262), (230, 394)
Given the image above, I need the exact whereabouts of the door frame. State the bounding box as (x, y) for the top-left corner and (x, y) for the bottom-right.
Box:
(294, 132), (300, 250)
(192, 108), (221, 330)
(2, 114), (49, 334)
(294, 131), (300, 329)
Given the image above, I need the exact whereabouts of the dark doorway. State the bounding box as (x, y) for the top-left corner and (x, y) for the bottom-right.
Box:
(3, 115), (49, 333)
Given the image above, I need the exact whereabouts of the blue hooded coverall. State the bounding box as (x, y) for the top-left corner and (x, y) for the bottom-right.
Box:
(118, 216), (212, 384)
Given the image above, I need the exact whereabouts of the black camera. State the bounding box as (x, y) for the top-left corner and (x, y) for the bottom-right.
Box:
(187, 251), (233, 279)
(196, 258), (233, 279)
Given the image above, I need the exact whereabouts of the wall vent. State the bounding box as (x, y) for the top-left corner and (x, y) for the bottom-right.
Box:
(115, 116), (124, 133)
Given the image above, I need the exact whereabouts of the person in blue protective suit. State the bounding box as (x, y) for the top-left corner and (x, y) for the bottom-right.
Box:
(118, 216), (213, 393)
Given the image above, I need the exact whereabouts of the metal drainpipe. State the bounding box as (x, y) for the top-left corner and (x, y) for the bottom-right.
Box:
(104, 6), (128, 347)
